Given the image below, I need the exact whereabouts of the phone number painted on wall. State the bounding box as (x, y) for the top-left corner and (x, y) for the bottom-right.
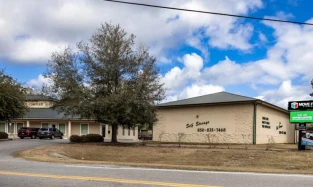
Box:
(197, 128), (226, 132)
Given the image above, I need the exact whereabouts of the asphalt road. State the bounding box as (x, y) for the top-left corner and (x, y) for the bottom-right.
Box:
(1, 139), (313, 187)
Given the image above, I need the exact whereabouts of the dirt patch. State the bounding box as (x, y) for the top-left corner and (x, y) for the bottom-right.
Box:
(14, 143), (313, 174)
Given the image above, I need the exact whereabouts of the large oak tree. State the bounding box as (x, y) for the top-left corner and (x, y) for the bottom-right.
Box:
(45, 23), (164, 142)
(0, 70), (28, 122)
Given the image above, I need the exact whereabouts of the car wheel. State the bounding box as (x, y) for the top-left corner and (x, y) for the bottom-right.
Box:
(50, 135), (54, 139)
(19, 137), (24, 139)
(60, 136), (63, 139)
(39, 137), (43, 139)
(31, 135), (36, 139)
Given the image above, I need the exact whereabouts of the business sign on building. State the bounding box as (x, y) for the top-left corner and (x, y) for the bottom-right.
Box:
(288, 100), (313, 111)
(290, 111), (313, 123)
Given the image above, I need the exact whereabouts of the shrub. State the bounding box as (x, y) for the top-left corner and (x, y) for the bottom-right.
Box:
(0, 132), (8, 139)
(86, 134), (104, 142)
(69, 134), (104, 143)
(69, 135), (82, 143)
(81, 135), (88, 142)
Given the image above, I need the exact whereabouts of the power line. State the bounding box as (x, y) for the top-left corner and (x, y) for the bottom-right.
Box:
(103, 0), (313, 26)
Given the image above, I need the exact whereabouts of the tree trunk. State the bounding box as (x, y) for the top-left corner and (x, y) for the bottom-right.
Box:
(111, 123), (118, 143)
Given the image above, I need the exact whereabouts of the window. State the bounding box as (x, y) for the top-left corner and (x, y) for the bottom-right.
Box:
(133, 127), (136, 136)
(0, 122), (5, 132)
(262, 117), (269, 120)
(128, 127), (130, 136)
(122, 126), (125, 136)
(41, 123), (49, 128)
(7, 123), (14, 134)
(81, 124), (88, 135)
(59, 124), (66, 134)
(17, 123), (24, 131)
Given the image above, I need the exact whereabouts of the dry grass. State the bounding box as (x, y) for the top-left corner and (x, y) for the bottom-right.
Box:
(14, 143), (313, 174)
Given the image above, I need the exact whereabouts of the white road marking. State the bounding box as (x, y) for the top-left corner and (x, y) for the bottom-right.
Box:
(64, 165), (313, 178)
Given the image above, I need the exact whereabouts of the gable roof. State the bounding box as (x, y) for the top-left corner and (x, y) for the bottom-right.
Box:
(158, 92), (258, 107)
(23, 108), (81, 119)
(25, 95), (55, 101)
(158, 91), (289, 113)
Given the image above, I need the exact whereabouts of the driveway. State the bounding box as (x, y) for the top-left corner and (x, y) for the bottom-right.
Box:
(1, 139), (313, 187)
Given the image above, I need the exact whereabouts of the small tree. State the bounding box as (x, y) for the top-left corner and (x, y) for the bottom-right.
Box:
(265, 136), (275, 151)
(45, 23), (164, 143)
(205, 133), (218, 148)
(158, 131), (165, 146)
(241, 134), (251, 150)
(0, 70), (28, 122)
(177, 132), (186, 148)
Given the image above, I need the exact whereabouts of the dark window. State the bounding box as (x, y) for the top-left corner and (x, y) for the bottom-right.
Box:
(39, 128), (48, 131)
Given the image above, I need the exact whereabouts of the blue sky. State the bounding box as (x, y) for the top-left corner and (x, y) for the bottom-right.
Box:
(1, 0), (313, 108)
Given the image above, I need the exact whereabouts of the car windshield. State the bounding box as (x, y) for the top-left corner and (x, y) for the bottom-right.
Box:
(39, 128), (48, 131)
(19, 127), (28, 130)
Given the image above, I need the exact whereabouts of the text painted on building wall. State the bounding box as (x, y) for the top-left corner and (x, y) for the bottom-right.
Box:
(197, 128), (226, 132)
(186, 121), (210, 128)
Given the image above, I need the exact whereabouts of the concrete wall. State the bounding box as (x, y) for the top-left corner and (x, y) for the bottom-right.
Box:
(256, 104), (295, 144)
(153, 103), (254, 144)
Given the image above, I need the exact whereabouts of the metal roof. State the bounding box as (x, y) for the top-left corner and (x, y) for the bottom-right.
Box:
(158, 92), (258, 107)
(23, 108), (80, 119)
(25, 95), (55, 101)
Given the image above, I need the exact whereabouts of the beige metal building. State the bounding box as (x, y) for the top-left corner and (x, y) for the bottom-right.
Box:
(154, 92), (295, 144)
(0, 95), (138, 141)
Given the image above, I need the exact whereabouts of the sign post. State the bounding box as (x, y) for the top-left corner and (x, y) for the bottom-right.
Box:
(298, 123), (306, 150)
(288, 100), (313, 151)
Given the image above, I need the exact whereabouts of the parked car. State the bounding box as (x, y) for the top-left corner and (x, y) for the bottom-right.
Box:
(37, 128), (63, 139)
(18, 127), (40, 139)
(139, 134), (152, 140)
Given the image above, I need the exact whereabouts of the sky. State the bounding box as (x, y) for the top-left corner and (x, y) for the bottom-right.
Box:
(0, 0), (313, 109)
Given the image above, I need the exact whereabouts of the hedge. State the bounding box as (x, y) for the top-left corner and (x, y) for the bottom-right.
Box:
(69, 134), (104, 143)
(0, 132), (8, 139)
(86, 134), (104, 142)
(69, 135), (82, 143)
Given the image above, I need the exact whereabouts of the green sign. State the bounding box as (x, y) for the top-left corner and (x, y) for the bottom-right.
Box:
(290, 111), (313, 123)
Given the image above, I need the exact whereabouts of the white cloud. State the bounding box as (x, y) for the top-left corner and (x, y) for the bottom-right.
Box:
(161, 52), (226, 102)
(259, 80), (312, 109)
(202, 56), (265, 85)
(26, 74), (51, 88)
(0, 0), (263, 64)
(162, 83), (225, 103)
(161, 53), (203, 93)
(9, 39), (67, 63)
(177, 84), (225, 100)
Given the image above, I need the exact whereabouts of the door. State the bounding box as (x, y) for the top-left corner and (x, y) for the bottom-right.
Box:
(102, 125), (106, 137)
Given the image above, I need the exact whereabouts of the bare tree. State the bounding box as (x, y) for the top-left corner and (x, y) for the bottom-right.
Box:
(158, 131), (165, 147)
(205, 133), (218, 149)
(177, 132), (186, 148)
(241, 134), (252, 150)
(265, 136), (275, 151)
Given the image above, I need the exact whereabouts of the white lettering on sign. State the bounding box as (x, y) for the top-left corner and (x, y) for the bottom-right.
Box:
(299, 102), (313, 107)
(293, 116), (312, 120)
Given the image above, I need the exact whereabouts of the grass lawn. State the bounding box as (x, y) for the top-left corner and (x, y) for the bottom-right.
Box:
(14, 143), (313, 174)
